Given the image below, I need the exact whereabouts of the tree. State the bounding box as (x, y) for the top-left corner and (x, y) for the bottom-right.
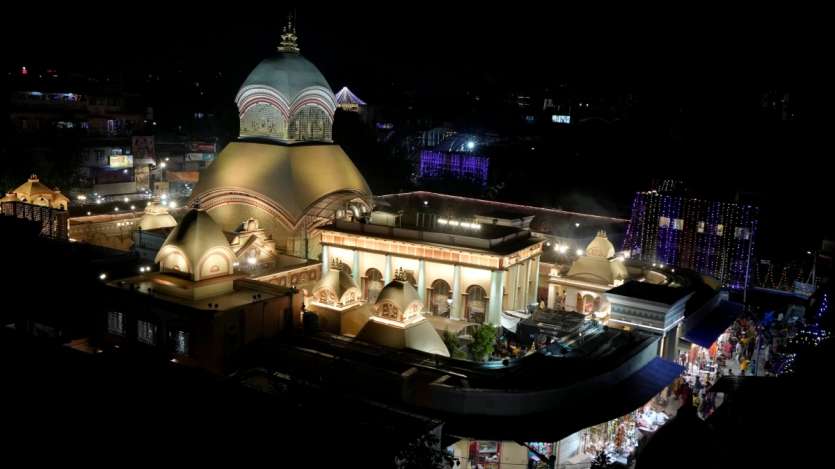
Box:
(469, 324), (498, 361)
(442, 330), (467, 359)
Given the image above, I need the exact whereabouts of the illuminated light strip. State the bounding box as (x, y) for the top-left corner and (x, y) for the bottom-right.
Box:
(288, 97), (337, 117)
(237, 96), (291, 116)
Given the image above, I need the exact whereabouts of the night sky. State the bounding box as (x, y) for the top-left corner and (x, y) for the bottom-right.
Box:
(3, 6), (830, 258)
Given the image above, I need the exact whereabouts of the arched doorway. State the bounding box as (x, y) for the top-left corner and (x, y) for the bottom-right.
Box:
(429, 279), (451, 317)
(465, 285), (488, 324)
(365, 268), (384, 303)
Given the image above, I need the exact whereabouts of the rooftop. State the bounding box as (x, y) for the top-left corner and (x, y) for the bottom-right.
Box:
(107, 273), (291, 313)
(320, 219), (541, 256)
(377, 191), (629, 240)
(607, 280), (694, 305)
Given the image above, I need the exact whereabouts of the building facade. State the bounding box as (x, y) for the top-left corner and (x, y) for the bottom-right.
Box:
(622, 187), (758, 289)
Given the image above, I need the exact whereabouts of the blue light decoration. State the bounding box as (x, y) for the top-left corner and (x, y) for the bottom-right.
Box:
(418, 150), (489, 187)
(776, 291), (831, 375)
(622, 189), (759, 289)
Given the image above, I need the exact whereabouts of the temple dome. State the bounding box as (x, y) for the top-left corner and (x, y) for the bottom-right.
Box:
(235, 20), (336, 143)
(566, 231), (628, 286)
(155, 209), (236, 282)
(240, 53), (332, 102)
(585, 230), (616, 258)
(6, 174), (69, 209)
(139, 200), (177, 231)
(311, 263), (362, 307)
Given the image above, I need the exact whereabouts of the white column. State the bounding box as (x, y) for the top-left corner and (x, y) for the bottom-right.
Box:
(509, 264), (519, 310)
(384, 254), (392, 284)
(417, 259), (426, 304)
(488, 269), (505, 326)
(451, 264), (462, 320)
(547, 284), (558, 310)
(521, 259), (531, 309)
(321, 244), (330, 276)
(531, 255), (541, 305)
(352, 249), (360, 285)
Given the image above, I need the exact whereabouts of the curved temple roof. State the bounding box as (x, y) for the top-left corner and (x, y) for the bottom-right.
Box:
(190, 141), (372, 226)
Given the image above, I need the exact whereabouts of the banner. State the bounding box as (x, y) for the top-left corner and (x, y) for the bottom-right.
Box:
(109, 154), (133, 168)
(132, 136), (156, 160)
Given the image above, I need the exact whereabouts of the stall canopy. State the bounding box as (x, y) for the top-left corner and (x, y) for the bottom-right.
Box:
(684, 300), (744, 348)
(442, 357), (685, 442)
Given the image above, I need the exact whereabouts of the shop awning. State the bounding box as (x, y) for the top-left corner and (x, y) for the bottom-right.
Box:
(616, 357), (685, 413)
(684, 300), (744, 348)
(442, 356), (684, 442)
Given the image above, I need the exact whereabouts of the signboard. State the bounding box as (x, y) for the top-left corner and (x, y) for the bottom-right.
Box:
(132, 136), (156, 159)
(189, 142), (216, 153)
(135, 166), (150, 190)
(109, 154), (133, 168)
(167, 171), (199, 183)
(185, 153), (214, 162)
(552, 114), (571, 124)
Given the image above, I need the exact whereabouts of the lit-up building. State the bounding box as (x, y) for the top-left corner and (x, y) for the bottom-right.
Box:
(1, 174), (70, 239)
(334, 86), (367, 113)
(545, 230), (628, 315)
(418, 150), (490, 187)
(622, 184), (758, 289)
(319, 217), (543, 326)
(189, 19), (372, 260)
(99, 207), (302, 373)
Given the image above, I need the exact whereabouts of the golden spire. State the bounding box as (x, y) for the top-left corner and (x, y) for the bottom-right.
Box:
(278, 12), (300, 54)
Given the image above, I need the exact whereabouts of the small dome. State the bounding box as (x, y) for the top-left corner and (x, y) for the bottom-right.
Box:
(311, 263), (361, 306)
(585, 230), (616, 258)
(155, 209), (236, 281)
(139, 200), (177, 231)
(374, 278), (423, 323)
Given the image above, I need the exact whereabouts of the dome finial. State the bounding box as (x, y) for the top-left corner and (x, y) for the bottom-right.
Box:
(278, 11), (300, 54)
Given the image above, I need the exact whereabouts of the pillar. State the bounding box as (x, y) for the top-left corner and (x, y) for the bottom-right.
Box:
(531, 255), (541, 305)
(547, 283), (558, 310)
(352, 249), (360, 285)
(417, 259), (426, 304)
(662, 325), (680, 361)
(451, 264), (462, 320)
(509, 264), (519, 310)
(488, 269), (505, 326)
(384, 254), (392, 284)
(321, 244), (330, 276)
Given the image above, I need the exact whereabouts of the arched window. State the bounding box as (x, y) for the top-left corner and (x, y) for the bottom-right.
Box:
(429, 279), (451, 316)
(465, 285), (488, 324)
(365, 268), (384, 303)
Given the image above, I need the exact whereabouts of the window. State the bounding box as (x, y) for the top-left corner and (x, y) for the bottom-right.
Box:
(137, 320), (157, 345)
(430, 279), (452, 316)
(673, 219), (684, 231)
(697, 221), (705, 233)
(173, 330), (189, 355)
(107, 311), (125, 336)
(716, 224), (724, 236)
(659, 216), (670, 228)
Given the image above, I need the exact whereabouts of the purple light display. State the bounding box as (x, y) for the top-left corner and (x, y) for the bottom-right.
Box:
(622, 191), (759, 289)
(419, 150), (489, 187)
